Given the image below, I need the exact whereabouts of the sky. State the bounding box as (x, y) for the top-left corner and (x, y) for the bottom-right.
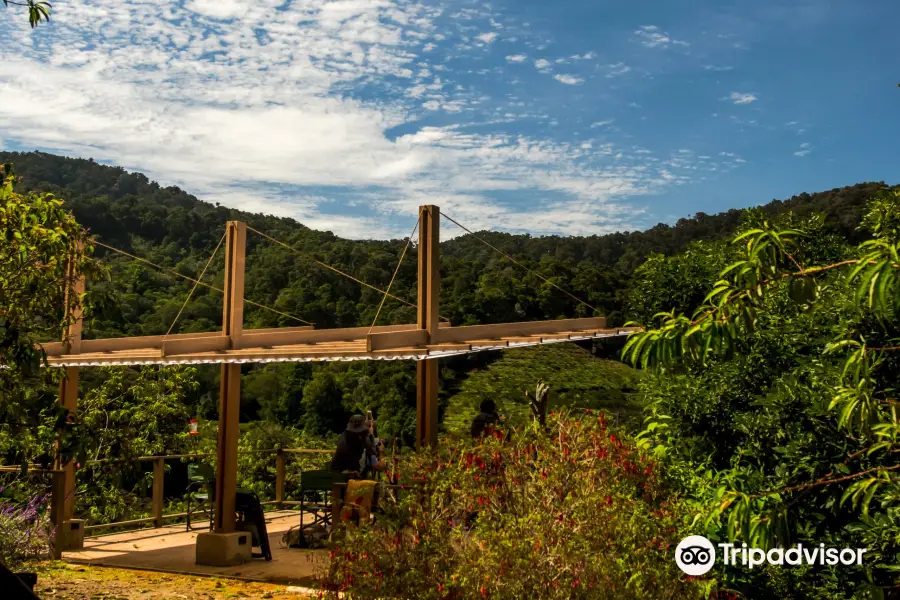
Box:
(0, 0), (897, 240)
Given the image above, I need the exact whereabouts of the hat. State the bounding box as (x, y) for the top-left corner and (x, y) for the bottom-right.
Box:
(346, 414), (369, 434)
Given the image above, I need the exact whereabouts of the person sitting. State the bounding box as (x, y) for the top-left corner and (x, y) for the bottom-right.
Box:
(470, 399), (502, 439)
(331, 414), (386, 478)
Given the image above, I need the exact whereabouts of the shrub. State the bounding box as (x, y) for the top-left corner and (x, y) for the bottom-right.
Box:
(0, 491), (52, 570)
(322, 412), (713, 599)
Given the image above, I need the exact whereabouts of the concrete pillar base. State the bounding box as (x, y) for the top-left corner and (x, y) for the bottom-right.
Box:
(195, 531), (252, 566)
(55, 519), (85, 552)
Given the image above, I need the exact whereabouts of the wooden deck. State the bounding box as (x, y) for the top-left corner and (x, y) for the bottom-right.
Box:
(62, 510), (329, 586)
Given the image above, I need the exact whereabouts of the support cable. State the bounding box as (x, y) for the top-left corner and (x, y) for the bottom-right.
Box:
(245, 225), (449, 321)
(368, 219), (419, 334)
(163, 232), (226, 339)
(440, 211), (599, 313)
(92, 240), (314, 325)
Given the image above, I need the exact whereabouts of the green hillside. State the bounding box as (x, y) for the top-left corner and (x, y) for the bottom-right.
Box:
(442, 343), (643, 433)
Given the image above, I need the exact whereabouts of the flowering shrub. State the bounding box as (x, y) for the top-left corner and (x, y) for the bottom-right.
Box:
(323, 411), (713, 599)
(0, 491), (52, 570)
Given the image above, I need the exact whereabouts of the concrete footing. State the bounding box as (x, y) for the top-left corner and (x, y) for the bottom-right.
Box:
(195, 531), (252, 566)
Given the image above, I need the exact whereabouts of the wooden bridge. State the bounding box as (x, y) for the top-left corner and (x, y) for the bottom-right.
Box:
(31, 204), (637, 570)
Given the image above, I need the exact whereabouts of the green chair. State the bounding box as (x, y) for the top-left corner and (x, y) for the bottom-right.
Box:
(185, 462), (216, 532)
(296, 470), (346, 545)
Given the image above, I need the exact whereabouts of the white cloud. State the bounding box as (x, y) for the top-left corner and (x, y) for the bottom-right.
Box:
(505, 54), (527, 63)
(534, 58), (551, 69)
(703, 65), (733, 72)
(476, 32), (498, 44)
(0, 0), (718, 239)
(634, 25), (689, 48)
(590, 119), (614, 128)
(793, 142), (812, 157)
(553, 74), (583, 85)
(605, 63), (631, 78)
(727, 92), (758, 105)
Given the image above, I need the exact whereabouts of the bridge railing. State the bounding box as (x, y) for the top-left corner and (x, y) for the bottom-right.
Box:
(1, 448), (333, 537)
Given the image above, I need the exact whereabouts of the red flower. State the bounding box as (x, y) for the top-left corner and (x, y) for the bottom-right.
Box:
(605, 496), (612, 505)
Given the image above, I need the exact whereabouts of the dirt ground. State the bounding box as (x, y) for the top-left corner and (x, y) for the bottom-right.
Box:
(31, 562), (320, 600)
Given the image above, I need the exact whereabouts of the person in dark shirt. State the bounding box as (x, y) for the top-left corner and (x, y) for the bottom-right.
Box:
(331, 414), (384, 477)
(470, 399), (501, 439)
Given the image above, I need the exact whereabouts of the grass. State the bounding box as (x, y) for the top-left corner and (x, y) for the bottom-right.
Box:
(32, 561), (319, 599)
(442, 343), (643, 433)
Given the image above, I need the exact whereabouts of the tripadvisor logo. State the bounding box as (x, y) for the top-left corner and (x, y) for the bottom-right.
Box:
(675, 536), (868, 575)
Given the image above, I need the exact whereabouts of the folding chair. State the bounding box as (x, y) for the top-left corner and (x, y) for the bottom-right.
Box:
(296, 469), (346, 546)
(185, 462), (215, 532)
(236, 490), (272, 561)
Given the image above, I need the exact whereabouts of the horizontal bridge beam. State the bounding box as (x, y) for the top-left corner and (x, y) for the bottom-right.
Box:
(39, 323), (454, 356)
(433, 316), (606, 344)
(39, 326), (316, 356)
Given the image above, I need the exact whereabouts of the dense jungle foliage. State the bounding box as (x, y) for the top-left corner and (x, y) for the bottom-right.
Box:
(624, 189), (900, 597)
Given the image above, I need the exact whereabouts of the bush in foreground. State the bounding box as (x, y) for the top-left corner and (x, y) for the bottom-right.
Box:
(0, 491), (52, 570)
(323, 412), (713, 599)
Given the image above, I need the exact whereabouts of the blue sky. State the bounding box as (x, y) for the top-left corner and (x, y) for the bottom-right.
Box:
(0, 0), (897, 239)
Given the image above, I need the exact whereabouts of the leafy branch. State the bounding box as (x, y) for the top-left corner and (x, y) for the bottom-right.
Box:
(2, 0), (52, 28)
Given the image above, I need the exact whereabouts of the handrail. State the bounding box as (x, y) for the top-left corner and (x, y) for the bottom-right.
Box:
(0, 447), (331, 470)
(2, 447), (412, 538)
(1, 447), (337, 538)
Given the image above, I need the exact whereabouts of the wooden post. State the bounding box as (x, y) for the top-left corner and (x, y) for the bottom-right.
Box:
(152, 458), (165, 527)
(214, 221), (246, 533)
(49, 470), (66, 559)
(52, 250), (84, 557)
(275, 449), (285, 510)
(416, 205), (440, 449)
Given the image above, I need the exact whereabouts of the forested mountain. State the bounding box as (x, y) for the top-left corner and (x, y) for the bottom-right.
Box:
(3, 151), (889, 332)
(1, 150), (893, 445)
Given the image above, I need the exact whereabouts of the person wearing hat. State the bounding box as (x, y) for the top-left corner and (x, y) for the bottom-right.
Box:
(330, 414), (385, 478)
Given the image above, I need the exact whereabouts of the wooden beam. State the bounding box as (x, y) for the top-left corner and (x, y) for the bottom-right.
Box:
(214, 221), (246, 534)
(235, 323), (436, 350)
(222, 221), (246, 349)
(367, 328), (428, 352)
(41, 331), (223, 356)
(246, 325), (315, 335)
(39, 323), (446, 356)
(161, 335), (229, 357)
(416, 205), (440, 449)
(433, 316), (606, 344)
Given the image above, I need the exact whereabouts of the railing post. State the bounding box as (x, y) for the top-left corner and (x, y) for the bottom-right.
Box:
(152, 458), (165, 528)
(275, 449), (285, 510)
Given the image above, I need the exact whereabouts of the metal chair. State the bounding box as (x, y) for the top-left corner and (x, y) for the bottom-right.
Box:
(185, 462), (215, 531)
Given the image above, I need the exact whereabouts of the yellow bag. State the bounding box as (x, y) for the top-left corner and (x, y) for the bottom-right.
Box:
(340, 479), (377, 524)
